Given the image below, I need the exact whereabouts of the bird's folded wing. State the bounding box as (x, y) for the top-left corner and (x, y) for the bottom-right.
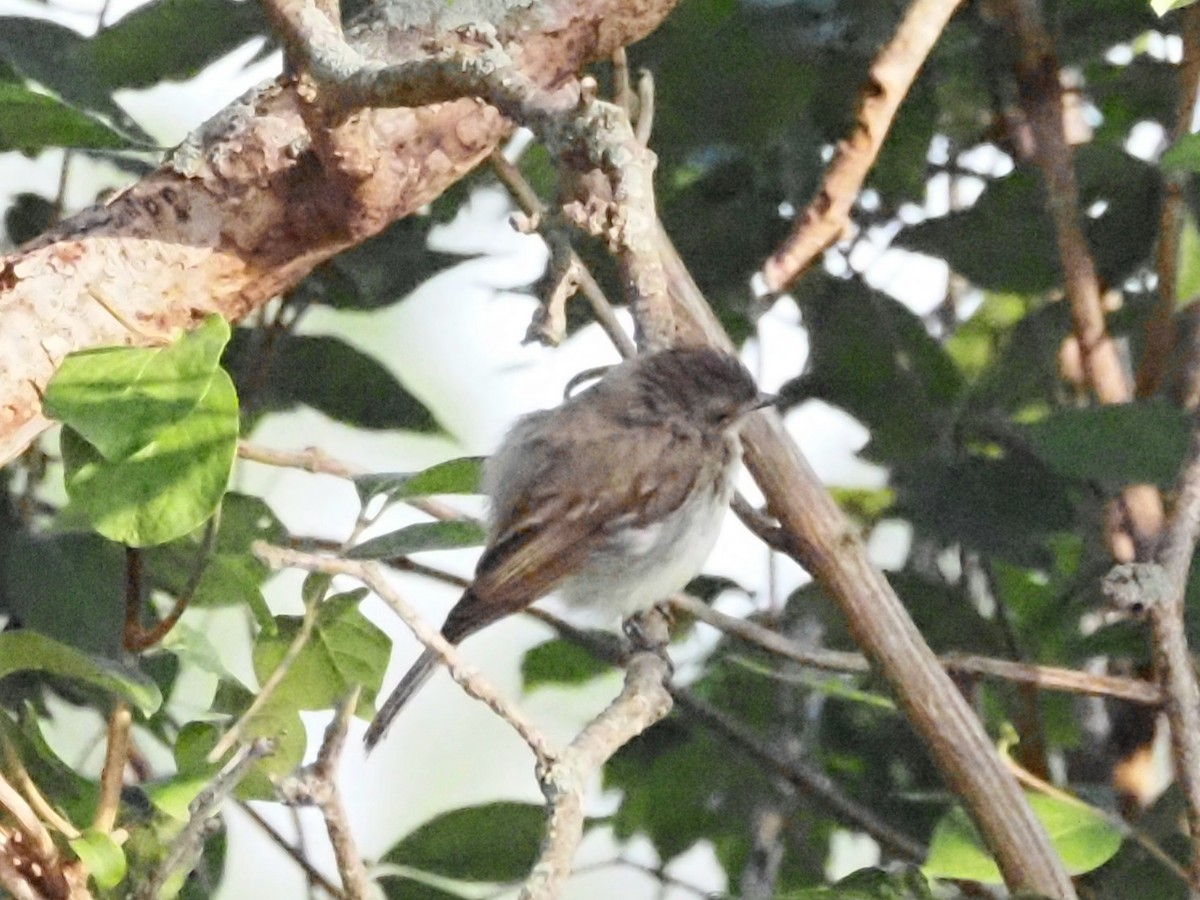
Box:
(440, 422), (701, 642)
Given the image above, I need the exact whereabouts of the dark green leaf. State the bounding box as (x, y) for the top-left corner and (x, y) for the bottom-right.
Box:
(785, 277), (964, 464)
(4, 192), (55, 245)
(88, 0), (268, 89)
(379, 876), (471, 900)
(0, 17), (147, 139)
(382, 802), (546, 882)
(227, 332), (440, 432)
(354, 457), (484, 505)
(0, 80), (139, 151)
(2, 532), (124, 655)
(779, 867), (934, 899)
(0, 632), (161, 714)
(897, 146), (1161, 293)
(898, 453), (1076, 566)
(521, 639), (613, 690)
(348, 521), (487, 559)
(1017, 402), (1191, 487)
(308, 215), (468, 310)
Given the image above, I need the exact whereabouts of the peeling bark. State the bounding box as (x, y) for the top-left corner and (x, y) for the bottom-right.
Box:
(0, 0), (680, 465)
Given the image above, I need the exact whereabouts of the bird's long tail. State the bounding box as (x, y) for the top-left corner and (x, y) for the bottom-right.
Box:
(363, 646), (439, 751)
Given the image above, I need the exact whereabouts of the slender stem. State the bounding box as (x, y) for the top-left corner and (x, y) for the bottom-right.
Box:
(92, 701), (131, 834)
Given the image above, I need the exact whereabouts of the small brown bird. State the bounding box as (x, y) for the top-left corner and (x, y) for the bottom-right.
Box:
(364, 346), (771, 750)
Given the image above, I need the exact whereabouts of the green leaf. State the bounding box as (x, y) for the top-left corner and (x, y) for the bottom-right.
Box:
(354, 457), (484, 505)
(0, 632), (161, 714)
(0, 81), (139, 151)
(923, 793), (1122, 883)
(0, 17), (148, 139)
(142, 494), (285, 629)
(70, 829), (127, 889)
(305, 215), (468, 310)
(46, 317), (239, 546)
(348, 521), (487, 559)
(1017, 402), (1191, 487)
(779, 866), (934, 899)
(898, 146), (1161, 293)
(46, 316), (232, 460)
(226, 332), (440, 432)
(2, 532), (124, 655)
(379, 876), (472, 900)
(143, 769), (213, 821)
(203, 688), (303, 798)
(787, 277), (965, 464)
(521, 639), (614, 690)
(382, 802), (546, 882)
(87, 0), (268, 89)
(251, 590), (390, 715)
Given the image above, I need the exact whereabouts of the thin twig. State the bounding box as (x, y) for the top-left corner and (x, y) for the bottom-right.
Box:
(519, 610), (673, 900)
(278, 690), (374, 899)
(1103, 423), (1200, 887)
(207, 578), (325, 763)
(135, 740), (274, 900)
(92, 701), (130, 834)
(237, 801), (347, 900)
(759, 0), (968, 293)
(489, 151), (637, 358)
(671, 594), (1162, 705)
(252, 544), (554, 764)
(237, 441), (470, 523)
(1, 744), (79, 839)
(0, 772), (55, 860)
(126, 513), (220, 651)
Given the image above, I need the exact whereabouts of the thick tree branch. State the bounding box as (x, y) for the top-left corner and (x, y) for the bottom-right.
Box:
(656, 223), (1077, 897)
(0, 0), (682, 466)
(759, 0), (967, 293)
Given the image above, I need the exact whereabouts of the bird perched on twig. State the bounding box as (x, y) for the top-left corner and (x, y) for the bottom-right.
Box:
(364, 345), (773, 750)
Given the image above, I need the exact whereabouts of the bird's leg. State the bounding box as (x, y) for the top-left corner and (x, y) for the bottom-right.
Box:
(622, 610), (674, 679)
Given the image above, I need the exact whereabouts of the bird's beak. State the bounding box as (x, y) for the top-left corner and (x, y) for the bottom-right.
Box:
(747, 391), (777, 413)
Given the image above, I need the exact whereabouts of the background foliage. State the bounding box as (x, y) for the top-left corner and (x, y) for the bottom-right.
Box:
(1, 0), (1197, 896)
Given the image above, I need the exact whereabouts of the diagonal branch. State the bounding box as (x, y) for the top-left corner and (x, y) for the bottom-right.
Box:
(759, 0), (968, 294)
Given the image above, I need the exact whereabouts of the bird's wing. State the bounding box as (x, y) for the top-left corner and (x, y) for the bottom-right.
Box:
(439, 416), (702, 643)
